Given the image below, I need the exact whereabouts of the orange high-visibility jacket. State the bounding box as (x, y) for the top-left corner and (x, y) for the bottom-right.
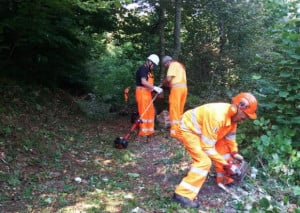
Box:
(174, 103), (238, 200)
(167, 61), (187, 137)
(180, 103), (238, 164)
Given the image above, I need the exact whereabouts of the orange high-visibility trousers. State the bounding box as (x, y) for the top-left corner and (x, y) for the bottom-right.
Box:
(215, 139), (235, 184)
(169, 86), (187, 137)
(174, 131), (212, 200)
(135, 88), (155, 136)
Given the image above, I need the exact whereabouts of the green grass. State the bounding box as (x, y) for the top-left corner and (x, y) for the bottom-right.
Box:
(0, 84), (299, 213)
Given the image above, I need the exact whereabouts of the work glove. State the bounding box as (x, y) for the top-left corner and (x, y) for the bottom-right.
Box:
(153, 86), (163, 94)
(232, 153), (244, 161)
(224, 161), (242, 177)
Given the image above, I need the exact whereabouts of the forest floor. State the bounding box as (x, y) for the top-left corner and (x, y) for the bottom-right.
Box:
(0, 85), (297, 213)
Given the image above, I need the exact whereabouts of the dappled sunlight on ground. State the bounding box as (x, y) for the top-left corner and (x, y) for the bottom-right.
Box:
(58, 189), (131, 213)
(1, 87), (298, 212)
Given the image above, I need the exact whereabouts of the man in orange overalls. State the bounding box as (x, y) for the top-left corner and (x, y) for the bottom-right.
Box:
(162, 56), (187, 138)
(135, 54), (163, 142)
(172, 92), (258, 208)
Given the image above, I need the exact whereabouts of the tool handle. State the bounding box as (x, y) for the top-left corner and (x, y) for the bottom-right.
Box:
(138, 93), (159, 119)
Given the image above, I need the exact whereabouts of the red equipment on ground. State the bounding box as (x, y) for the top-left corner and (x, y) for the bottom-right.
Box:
(114, 93), (159, 149)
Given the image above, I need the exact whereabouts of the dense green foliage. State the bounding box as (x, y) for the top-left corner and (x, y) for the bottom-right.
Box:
(0, 0), (117, 90)
(249, 2), (300, 184)
(0, 0), (299, 211)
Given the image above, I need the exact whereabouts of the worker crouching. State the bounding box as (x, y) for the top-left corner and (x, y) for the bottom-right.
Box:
(172, 92), (258, 208)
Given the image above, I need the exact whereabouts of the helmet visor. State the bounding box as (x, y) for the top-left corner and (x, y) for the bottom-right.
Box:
(244, 111), (257, 119)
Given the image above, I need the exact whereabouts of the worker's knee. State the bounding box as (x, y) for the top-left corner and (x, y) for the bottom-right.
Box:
(204, 158), (212, 168)
(194, 156), (212, 169)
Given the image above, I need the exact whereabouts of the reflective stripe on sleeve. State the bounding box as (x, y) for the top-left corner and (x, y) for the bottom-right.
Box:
(180, 119), (190, 132)
(204, 148), (218, 156)
(225, 132), (236, 140)
(222, 153), (231, 160)
(191, 109), (202, 135)
(200, 134), (216, 146)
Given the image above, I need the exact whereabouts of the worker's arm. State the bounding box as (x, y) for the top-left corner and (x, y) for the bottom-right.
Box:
(223, 125), (244, 161)
(141, 78), (154, 90)
(201, 119), (228, 166)
(204, 146), (228, 166)
(224, 136), (238, 154)
(162, 76), (173, 87)
(199, 136), (228, 166)
(141, 78), (163, 94)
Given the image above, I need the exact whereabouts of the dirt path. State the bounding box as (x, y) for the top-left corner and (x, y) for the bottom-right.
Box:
(100, 116), (261, 212)
(0, 93), (269, 213)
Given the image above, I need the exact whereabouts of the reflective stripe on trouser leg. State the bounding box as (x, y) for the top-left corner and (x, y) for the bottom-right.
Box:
(170, 120), (179, 137)
(135, 88), (155, 136)
(169, 87), (187, 137)
(175, 131), (211, 200)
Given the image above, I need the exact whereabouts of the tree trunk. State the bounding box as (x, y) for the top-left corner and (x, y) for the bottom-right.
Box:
(219, 19), (225, 53)
(158, 0), (166, 82)
(173, 0), (182, 60)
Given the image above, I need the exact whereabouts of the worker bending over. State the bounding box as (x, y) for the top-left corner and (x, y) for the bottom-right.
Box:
(172, 92), (258, 208)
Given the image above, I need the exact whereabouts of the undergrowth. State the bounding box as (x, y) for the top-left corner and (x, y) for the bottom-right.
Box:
(0, 83), (299, 213)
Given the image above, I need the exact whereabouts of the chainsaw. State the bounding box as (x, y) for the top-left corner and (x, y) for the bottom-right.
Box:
(224, 159), (250, 183)
(218, 159), (251, 200)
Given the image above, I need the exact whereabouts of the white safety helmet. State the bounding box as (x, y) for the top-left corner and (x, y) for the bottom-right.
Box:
(147, 54), (159, 66)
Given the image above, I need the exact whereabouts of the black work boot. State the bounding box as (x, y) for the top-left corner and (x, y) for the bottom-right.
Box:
(172, 193), (199, 208)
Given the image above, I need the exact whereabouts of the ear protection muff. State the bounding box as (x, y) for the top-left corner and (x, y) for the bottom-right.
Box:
(239, 98), (250, 109)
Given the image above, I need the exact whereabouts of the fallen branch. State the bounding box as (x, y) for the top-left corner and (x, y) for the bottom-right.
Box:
(218, 183), (241, 201)
(1, 158), (9, 165)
